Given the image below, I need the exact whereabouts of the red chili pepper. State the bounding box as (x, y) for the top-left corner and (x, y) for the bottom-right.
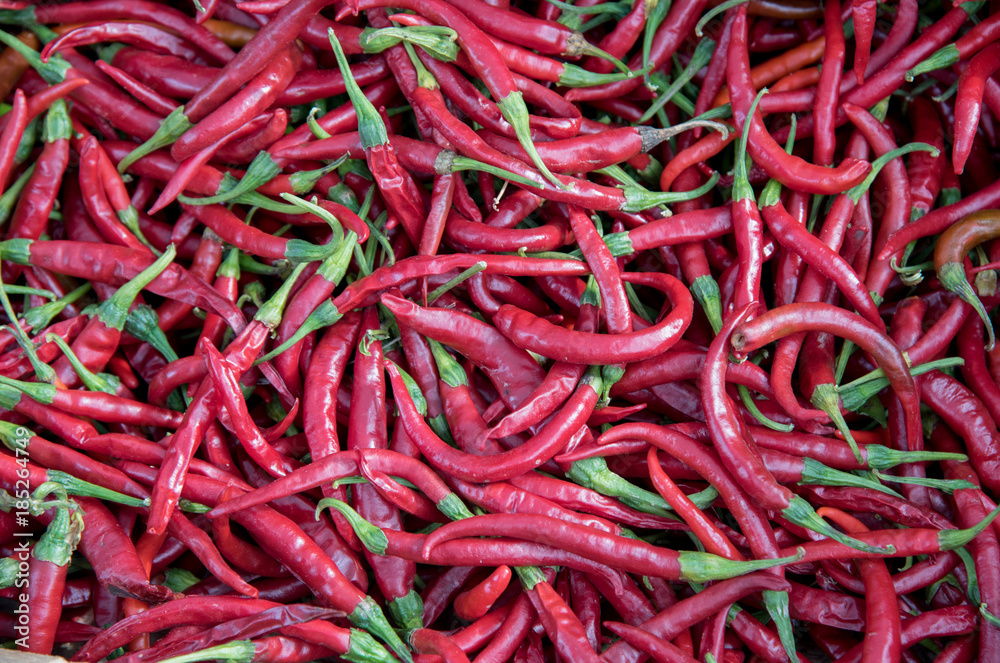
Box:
(386, 354), (600, 483)
(851, 0), (877, 83)
(727, 6), (870, 195)
(146, 263), (306, 535)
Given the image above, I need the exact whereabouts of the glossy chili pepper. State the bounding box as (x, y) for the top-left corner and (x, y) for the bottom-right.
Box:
(726, 6), (870, 195)
(818, 507), (902, 663)
(146, 263), (306, 536)
(21, 491), (82, 654)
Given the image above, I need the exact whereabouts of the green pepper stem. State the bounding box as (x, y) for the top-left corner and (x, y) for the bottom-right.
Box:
(118, 106), (192, 174)
(44, 334), (119, 394)
(328, 28), (388, 149)
(96, 244), (175, 330)
(254, 261), (309, 329)
(939, 261), (995, 350)
(810, 383), (863, 463)
(784, 495), (894, 555)
(846, 143), (939, 203)
(256, 299), (343, 364)
(316, 498), (388, 554)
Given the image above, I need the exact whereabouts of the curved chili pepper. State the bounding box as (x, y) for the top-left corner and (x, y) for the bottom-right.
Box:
(733, 303), (920, 454)
(146, 263), (306, 536)
(493, 271), (691, 364)
(42, 23), (204, 64)
(421, 513), (801, 580)
(601, 573), (792, 663)
(818, 507), (903, 663)
(934, 210), (1000, 349)
(386, 356), (599, 483)
(453, 566), (511, 622)
(726, 6), (869, 194)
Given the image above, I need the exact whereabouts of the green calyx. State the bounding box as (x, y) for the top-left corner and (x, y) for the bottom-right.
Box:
(938, 261), (994, 350)
(0, 374), (55, 404)
(514, 564), (548, 590)
(118, 106), (192, 174)
(810, 383), (862, 463)
(390, 360), (429, 416)
(0, 28), (67, 84)
(155, 641), (256, 663)
(350, 596), (414, 663)
(256, 299), (343, 364)
(45, 333), (119, 395)
(639, 37), (716, 123)
(757, 177), (783, 209)
(762, 590), (797, 663)
(427, 338), (466, 389)
(595, 364), (616, 406)
(316, 498), (388, 554)
(601, 231), (635, 258)
(799, 458), (902, 497)
(288, 159), (343, 195)
(0, 238), (33, 265)
(621, 172), (720, 211)
(254, 261), (308, 329)
(124, 305), (179, 363)
(0, 420), (32, 452)
(784, 495), (894, 555)
(0, 163), (36, 227)
(733, 87), (767, 202)
(284, 236), (342, 265)
(691, 275), (724, 335)
(0, 381), (22, 410)
(0, 557), (16, 589)
(329, 28), (388, 149)
(359, 25), (459, 62)
(217, 247), (241, 280)
(42, 98), (71, 142)
(179, 151), (283, 207)
(863, 444), (967, 471)
(437, 492), (475, 520)
(678, 546), (804, 582)
(846, 142), (939, 203)
(315, 231), (358, 284)
(97, 244), (176, 330)
(906, 44), (959, 82)
(497, 91), (565, 189)
(568, 456), (676, 518)
(939, 502), (1000, 550)
(581, 276), (601, 307)
(388, 590), (424, 631)
(345, 629), (398, 663)
(31, 492), (83, 568)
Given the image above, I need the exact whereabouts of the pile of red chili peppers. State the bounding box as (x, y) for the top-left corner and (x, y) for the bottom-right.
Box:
(7, 0), (1000, 661)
